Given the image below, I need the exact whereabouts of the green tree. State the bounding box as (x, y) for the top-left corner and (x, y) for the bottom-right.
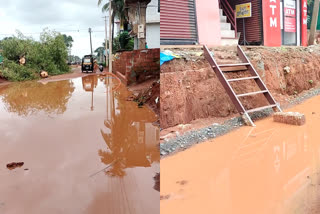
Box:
(62, 34), (74, 49)
(94, 47), (105, 62)
(98, 0), (126, 41)
(0, 29), (70, 81)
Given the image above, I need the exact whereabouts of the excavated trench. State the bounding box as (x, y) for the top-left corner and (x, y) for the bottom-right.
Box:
(160, 45), (320, 130)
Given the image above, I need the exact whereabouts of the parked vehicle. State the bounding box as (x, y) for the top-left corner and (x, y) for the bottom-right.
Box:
(99, 64), (104, 72)
(81, 55), (94, 73)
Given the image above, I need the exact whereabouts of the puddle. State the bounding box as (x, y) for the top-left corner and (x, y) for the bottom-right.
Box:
(0, 75), (159, 213)
(161, 95), (320, 214)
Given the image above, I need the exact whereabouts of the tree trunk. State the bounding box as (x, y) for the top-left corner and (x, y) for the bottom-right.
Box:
(112, 13), (115, 44)
(309, 0), (320, 45)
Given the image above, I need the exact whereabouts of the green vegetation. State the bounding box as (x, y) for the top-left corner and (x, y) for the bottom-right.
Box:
(113, 32), (134, 52)
(98, 0), (126, 41)
(0, 30), (70, 81)
(95, 32), (134, 63)
(62, 34), (74, 49)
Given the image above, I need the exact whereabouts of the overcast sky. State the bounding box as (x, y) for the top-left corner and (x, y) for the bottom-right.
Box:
(0, 0), (112, 57)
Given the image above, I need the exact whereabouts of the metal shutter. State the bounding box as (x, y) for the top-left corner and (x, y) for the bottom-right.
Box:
(229, 0), (263, 44)
(160, 0), (198, 45)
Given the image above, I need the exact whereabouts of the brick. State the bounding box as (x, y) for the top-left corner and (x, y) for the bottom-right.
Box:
(273, 112), (306, 126)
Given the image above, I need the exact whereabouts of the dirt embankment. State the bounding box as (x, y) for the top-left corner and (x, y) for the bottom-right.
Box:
(128, 78), (160, 117)
(160, 45), (320, 129)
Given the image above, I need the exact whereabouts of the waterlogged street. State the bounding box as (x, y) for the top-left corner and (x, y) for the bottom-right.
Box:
(161, 95), (320, 214)
(0, 75), (159, 213)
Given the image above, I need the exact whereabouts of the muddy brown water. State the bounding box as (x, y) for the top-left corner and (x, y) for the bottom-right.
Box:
(0, 75), (159, 214)
(161, 95), (320, 214)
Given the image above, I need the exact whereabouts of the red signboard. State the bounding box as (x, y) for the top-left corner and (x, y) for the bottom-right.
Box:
(301, 0), (308, 46)
(284, 8), (296, 17)
(262, 0), (281, 46)
(284, 17), (296, 32)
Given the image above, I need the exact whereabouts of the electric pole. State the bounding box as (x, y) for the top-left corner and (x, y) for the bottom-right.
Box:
(108, 0), (112, 73)
(88, 28), (93, 55)
(103, 16), (108, 66)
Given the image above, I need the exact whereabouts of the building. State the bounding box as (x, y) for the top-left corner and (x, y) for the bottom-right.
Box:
(146, 0), (160, 48)
(160, 0), (308, 47)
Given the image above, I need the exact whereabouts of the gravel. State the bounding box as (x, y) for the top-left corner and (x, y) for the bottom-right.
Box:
(160, 86), (320, 158)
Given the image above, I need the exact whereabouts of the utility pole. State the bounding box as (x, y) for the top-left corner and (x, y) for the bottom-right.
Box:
(108, 0), (113, 73)
(103, 16), (109, 67)
(88, 28), (93, 55)
(309, 0), (320, 45)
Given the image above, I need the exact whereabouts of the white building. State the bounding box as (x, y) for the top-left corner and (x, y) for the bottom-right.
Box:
(146, 0), (160, 49)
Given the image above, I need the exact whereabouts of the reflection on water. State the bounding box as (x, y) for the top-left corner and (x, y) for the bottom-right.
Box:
(227, 126), (312, 214)
(0, 80), (74, 116)
(80, 75), (159, 177)
(161, 102), (320, 214)
(0, 75), (159, 213)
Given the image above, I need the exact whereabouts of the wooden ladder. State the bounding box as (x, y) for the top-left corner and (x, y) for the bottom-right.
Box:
(203, 45), (282, 126)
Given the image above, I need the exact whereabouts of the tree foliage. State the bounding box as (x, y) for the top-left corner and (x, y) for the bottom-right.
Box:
(62, 34), (74, 49)
(98, 0), (126, 41)
(0, 29), (70, 81)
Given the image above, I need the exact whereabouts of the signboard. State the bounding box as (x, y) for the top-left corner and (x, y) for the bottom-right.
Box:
(301, 0), (308, 46)
(284, 17), (296, 32)
(284, 0), (296, 32)
(284, 0), (296, 16)
(262, 0), (281, 46)
(235, 3), (252, 18)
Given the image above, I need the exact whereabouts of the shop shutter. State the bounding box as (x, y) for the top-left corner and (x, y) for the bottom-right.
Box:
(160, 0), (198, 45)
(229, 0), (263, 44)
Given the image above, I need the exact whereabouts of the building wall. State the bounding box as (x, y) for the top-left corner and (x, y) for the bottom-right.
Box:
(147, 0), (160, 23)
(146, 23), (160, 48)
(195, 0), (221, 46)
(113, 48), (160, 85)
(146, 0), (160, 49)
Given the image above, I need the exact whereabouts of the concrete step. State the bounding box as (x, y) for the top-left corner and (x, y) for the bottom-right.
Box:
(220, 15), (227, 23)
(221, 30), (235, 38)
(220, 22), (231, 30)
(219, 9), (223, 16)
(221, 38), (239, 46)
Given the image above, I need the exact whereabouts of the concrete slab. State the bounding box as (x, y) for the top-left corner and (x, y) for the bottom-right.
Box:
(273, 112), (306, 126)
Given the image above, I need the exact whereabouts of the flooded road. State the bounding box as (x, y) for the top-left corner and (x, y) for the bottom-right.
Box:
(0, 75), (159, 214)
(161, 95), (320, 214)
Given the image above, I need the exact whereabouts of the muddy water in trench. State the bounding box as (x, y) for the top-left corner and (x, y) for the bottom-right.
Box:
(0, 75), (159, 214)
(161, 95), (320, 214)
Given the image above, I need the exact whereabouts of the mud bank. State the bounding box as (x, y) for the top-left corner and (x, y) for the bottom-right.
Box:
(160, 84), (320, 157)
(128, 78), (160, 117)
(161, 94), (320, 214)
(160, 45), (320, 129)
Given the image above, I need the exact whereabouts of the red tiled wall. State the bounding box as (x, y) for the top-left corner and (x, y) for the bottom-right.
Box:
(113, 48), (160, 85)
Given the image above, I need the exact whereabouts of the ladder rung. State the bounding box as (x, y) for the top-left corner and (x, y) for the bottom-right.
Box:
(246, 104), (277, 113)
(218, 63), (250, 67)
(237, 90), (268, 97)
(227, 76), (259, 82)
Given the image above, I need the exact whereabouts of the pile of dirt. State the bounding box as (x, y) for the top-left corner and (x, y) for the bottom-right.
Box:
(160, 45), (320, 129)
(128, 78), (160, 117)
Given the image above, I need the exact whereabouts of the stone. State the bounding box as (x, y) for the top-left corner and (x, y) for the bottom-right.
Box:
(273, 112), (306, 126)
(283, 66), (290, 74)
(19, 56), (26, 65)
(40, 71), (48, 78)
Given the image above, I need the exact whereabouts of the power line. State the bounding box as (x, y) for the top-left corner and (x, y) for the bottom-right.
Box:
(0, 29), (106, 36)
